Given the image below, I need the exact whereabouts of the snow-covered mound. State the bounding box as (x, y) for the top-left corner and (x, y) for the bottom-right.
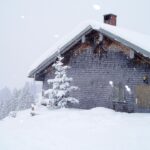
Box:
(0, 107), (150, 150)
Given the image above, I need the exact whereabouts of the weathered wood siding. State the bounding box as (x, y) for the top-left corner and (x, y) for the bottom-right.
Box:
(42, 36), (150, 112)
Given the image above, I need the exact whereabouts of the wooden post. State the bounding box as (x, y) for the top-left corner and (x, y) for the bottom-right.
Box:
(129, 49), (134, 59)
(99, 33), (103, 42)
(81, 35), (86, 43)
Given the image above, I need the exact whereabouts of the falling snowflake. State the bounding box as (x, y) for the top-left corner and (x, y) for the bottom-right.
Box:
(20, 16), (25, 19)
(109, 81), (114, 87)
(92, 4), (101, 11)
(125, 85), (131, 94)
(53, 34), (60, 38)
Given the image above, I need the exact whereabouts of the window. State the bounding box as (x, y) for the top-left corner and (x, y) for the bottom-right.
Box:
(113, 82), (125, 102)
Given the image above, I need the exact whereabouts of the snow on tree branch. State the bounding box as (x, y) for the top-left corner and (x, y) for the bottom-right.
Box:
(44, 54), (79, 108)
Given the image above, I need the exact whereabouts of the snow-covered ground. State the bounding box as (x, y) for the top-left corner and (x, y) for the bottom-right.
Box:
(0, 107), (150, 150)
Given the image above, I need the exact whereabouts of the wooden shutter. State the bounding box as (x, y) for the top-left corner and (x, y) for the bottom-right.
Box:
(135, 85), (150, 108)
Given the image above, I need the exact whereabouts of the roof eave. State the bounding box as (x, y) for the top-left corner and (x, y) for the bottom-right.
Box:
(29, 25), (150, 79)
(100, 28), (150, 58)
(28, 25), (98, 78)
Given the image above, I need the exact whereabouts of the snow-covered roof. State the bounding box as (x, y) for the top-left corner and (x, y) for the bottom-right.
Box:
(100, 24), (150, 57)
(28, 21), (150, 78)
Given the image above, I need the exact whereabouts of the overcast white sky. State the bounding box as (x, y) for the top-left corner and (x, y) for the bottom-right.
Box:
(0, 0), (150, 89)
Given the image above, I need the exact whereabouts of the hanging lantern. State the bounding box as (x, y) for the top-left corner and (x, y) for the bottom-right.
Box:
(143, 75), (149, 84)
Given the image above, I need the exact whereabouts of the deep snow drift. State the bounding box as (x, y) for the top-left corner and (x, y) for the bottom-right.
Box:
(0, 107), (150, 150)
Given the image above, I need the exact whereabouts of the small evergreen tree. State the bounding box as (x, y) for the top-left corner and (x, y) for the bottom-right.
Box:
(19, 82), (35, 110)
(44, 55), (79, 108)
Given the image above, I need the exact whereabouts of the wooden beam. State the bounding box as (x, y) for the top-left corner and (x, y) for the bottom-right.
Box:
(130, 49), (135, 59)
(81, 35), (86, 43)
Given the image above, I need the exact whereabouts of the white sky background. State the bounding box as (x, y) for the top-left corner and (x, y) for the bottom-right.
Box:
(0, 0), (150, 89)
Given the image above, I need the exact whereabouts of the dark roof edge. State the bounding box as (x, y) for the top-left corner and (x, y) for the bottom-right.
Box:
(103, 14), (117, 17)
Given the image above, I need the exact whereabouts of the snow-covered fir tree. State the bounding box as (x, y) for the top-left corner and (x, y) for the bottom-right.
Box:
(0, 82), (41, 119)
(44, 54), (79, 108)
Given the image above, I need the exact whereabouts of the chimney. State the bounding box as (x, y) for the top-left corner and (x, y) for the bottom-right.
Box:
(104, 14), (117, 26)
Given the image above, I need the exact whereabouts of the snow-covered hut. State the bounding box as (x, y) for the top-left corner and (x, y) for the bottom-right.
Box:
(28, 14), (150, 112)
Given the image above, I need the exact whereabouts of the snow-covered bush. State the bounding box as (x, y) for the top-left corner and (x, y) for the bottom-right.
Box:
(30, 104), (37, 116)
(36, 92), (48, 106)
(44, 55), (79, 108)
(9, 111), (17, 118)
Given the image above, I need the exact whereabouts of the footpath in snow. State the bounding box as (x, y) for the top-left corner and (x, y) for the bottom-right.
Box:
(0, 107), (150, 150)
